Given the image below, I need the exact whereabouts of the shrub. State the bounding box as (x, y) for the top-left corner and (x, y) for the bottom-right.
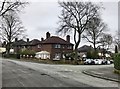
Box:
(87, 50), (99, 59)
(64, 52), (75, 60)
(114, 53), (120, 70)
(19, 49), (36, 58)
(114, 69), (120, 75)
(3, 53), (17, 58)
(19, 49), (35, 55)
(86, 51), (92, 59)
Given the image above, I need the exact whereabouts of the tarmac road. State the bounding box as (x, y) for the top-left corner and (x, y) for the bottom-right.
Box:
(1, 58), (119, 89)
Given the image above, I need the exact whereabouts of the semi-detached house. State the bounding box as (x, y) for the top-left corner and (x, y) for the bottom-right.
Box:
(12, 32), (74, 60)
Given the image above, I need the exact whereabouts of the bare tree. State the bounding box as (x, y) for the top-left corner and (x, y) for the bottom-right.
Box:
(99, 33), (113, 57)
(102, 33), (113, 50)
(0, 11), (25, 54)
(0, 0), (28, 17)
(107, 34), (113, 49)
(57, 1), (102, 61)
(82, 17), (107, 51)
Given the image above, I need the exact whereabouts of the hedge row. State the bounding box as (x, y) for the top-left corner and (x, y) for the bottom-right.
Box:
(114, 53), (120, 70)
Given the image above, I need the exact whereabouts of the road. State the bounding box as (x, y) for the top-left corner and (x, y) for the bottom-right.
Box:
(1, 58), (119, 88)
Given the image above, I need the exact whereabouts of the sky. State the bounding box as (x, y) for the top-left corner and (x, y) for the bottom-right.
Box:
(19, 0), (118, 50)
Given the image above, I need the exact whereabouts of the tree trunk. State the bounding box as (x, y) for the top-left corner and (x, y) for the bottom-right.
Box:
(74, 49), (78, 64)
(93, 34), (96, 52)
(74, 33), (81, 64)
(6, 42), (11, 57)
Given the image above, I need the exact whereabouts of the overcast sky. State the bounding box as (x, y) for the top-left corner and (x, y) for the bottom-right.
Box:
(20, 0), (118, 48)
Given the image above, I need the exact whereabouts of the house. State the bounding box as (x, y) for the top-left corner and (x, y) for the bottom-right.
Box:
(11, 32), (74, 60)
(41, 32), (74, 60)
(12, 38), (27, 53)
(78, 45), (112, 59)
(97, 48), (112, 58)
(22, 39), (42, 52)
(78, 45), (93, 58)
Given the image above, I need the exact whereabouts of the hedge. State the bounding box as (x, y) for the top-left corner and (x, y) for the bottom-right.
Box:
(2, 53), (19, 59)
(114, 53), (120, 70)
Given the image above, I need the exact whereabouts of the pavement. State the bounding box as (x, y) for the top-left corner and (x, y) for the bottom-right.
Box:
(82, 66), (120, 83)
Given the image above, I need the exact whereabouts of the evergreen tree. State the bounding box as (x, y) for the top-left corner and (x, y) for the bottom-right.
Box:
(115, 45), (118, 53)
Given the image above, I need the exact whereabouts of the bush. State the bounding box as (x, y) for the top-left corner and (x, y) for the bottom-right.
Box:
(114, 53), (120, 70)
(19, 49), (35, 55)
(114, 69), (120, 75)
(3, 53), (17, 58)
(87, 50), (99, 59)
(64, 52), (75, 60)
(19, 49), (35, 58)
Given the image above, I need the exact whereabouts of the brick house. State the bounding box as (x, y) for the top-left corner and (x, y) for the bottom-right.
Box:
(12, 32), (74, 60)
(22, 39), (42, 52)
(12, 38), (27, 53)
(78, 45), (112, 58)
(77, 45), (93, 58)
(41, 32), (74, 60)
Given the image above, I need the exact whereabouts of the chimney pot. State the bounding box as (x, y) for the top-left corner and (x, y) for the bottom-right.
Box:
(46, 32), (50, 39)
(66, 35), (70, 42)
(27, 38), (29, 42)
(41, 37), (44, 41)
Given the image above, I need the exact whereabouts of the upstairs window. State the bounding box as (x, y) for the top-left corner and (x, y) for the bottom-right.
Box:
(67, 45), (72, 49)
(54, 44), (61, 48)
(38, 45), (41, 48)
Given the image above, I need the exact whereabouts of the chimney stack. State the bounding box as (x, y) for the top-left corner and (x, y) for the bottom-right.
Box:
(27, 38), (29, 42)
(41, 37), (44, 41)
(15, 38), (18, 42)
(46, 32), (50, 39)
(66, 35), (70, 42)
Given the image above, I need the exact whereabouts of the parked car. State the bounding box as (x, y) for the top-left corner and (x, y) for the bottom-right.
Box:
(84, 58), (112, 65)
(107, 60), (111, 64)
(84, 59), (95, 65)
(110, 60), (114, 64)
(102, 59), (111, 65)
(93, 59), (103, 65)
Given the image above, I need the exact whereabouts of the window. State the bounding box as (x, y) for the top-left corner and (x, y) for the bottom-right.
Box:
(53, 53), (61, 60)
(67, 45), (72, 49)
(54, 44), (61, 48)
(38, 45), (41, 48)
(62, 45), (65, 49)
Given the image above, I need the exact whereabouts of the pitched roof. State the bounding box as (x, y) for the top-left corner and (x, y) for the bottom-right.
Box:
(29, 39), (41, 45)
(23, 39), (41, 46)
(42, 36), (73, 45)
(78, 45), (93, 52)
(12, 39), (26, 46)
(12, 36), (74, 46)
